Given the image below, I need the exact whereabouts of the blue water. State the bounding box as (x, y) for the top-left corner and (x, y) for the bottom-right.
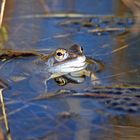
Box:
(1, 0), (140, 139)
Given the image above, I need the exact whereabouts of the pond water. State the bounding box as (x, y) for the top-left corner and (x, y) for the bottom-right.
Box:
(0, 0), (140, 139)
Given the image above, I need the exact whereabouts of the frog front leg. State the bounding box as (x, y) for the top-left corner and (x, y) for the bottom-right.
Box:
(80, 69), (100, 85)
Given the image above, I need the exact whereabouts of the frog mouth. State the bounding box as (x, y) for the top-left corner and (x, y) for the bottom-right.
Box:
(48, 55), (87, 74)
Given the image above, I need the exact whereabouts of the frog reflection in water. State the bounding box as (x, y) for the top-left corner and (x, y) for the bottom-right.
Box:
(42, 44), (104, 86)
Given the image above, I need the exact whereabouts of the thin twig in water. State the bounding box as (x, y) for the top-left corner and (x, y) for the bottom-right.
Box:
(39, 0), (50, 13)
(111, 45), (129, 54)
(88, 27), (129, 34)
(0, 104), (29, 121)
(0, 0), (6, 28)
(11, 13), (114, 19)
(94, 69), (138, 81)
(0, 89), (12, 140)
(32, 91), (113, 101)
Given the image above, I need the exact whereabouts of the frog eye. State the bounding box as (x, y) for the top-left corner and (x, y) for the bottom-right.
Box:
(77, 46), (83, 53)
(56, 52), (62, 56)
(69, 44), (84, 54)
(80, 46), (83, 52)
(55, 49), (69, 61)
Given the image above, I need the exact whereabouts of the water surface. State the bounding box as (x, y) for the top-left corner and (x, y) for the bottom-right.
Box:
(0, 0), (140, 139)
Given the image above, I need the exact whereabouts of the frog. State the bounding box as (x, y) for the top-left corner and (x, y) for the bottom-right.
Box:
(41, 44), (104, 86)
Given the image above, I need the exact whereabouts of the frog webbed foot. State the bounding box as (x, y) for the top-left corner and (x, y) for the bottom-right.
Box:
(90, 72), (101, 85)
(91, 78), (101, 85)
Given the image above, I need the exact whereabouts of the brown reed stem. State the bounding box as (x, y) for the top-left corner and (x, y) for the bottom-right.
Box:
(0, 0), (6, 28)
(0, 89), (12, 140)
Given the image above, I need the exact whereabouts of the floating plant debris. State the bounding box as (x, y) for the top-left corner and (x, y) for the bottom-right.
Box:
(0, 49), (41, 61)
